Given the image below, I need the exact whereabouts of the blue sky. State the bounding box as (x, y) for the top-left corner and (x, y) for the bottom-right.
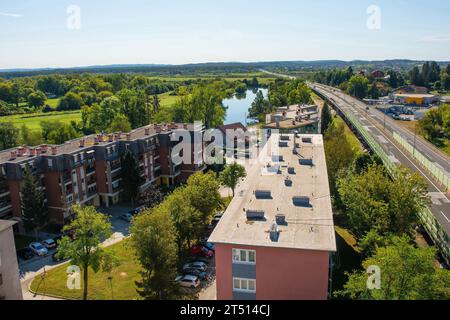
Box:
(0, 0), (449, 69)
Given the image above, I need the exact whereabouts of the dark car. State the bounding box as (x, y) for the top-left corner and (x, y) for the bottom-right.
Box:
(17, 247), (34, 260)
(184, 268), (208, 280)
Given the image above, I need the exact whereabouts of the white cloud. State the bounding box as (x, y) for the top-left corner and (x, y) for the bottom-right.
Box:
(420, 35), (450, 42)
(0, 12), (22, 18)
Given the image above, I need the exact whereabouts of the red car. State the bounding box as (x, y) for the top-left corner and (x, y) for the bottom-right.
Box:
(190, 245), (214, 259)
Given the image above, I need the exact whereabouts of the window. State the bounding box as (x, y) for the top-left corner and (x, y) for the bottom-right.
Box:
(232, 249), (256, 264)
(233, 278), (256, 293)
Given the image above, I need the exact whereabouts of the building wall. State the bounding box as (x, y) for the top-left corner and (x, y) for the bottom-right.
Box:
(215, 243), (330, 300)
(0, 223), (23, 300)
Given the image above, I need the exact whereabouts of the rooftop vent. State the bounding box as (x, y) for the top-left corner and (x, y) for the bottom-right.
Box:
(17, 147), (26, 157)
(144, 128), (150, 135)
(155, 125), (161, 133)
(79, 139), (85, 148)
(288, 167), (296, 174)
(275, 214), (287, 226)
(302, 137), (312, 143)
(114, 133), (121, 141)
(279, 141), (289, 148)
(183, 123), (188, 130)
(10, 150), (17, 160)
(40, 145), (48, 153)
(272, 155), (284, 162)
(293, 196), (311, 207)
(246, 209), (265, 220)
(108, 134), (114, 142)
(299, 158), (313, 166)
(126, 133), (131, 140)
(94, 137), (99, 145)
(51, 146), (57, 155)
(269, 223), (279, 242)
(280, 135), (290, 141)
(255, 190), (271, 199)
(285, 176), (292, 187)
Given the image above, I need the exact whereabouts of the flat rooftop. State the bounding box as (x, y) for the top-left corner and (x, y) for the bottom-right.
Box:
(209, 133), (336, 252)
(0, 123), (201, 164)
(394, 93), (437, 98)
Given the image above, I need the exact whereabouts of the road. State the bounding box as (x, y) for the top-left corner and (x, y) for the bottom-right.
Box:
(311, 83), (450, 237)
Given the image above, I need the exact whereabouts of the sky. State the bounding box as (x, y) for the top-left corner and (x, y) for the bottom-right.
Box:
(0, 0), (450, 69)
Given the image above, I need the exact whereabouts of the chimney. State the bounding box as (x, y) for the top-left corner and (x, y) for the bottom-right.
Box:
(126, 133), (131, 140)
(97, 134), (104, 142)
(94, 137), (99, 145)
(79, 139), (85, 148)
(144, 128), (150, 135)
(17, 147), (26, 157)
(29, 148), (37, 157)
(155, 125), (161, 133)
(108, 134), (114, 142)
(269, 222), (279, 242)
(114, 133), (121, 141)
(10, 150), (17, 160)
(183, 123), (188, 130)
(40, 144), (48, 153)
(51, 146), (57, 155)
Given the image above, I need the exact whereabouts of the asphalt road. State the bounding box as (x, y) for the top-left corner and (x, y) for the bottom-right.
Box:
(311, 83), (450, 236)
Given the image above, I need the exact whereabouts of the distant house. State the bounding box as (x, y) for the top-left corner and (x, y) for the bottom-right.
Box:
(395, 85), (429, 95)
(371, 70), (385, 78)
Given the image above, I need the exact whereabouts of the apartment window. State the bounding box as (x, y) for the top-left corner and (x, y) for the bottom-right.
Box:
(233, 278), (256, 293)
(232, 249), (256, 264)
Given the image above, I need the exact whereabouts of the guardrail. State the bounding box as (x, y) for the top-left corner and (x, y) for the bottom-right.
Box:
(393, 132), (450, 192)
(316, 89), (450, 265)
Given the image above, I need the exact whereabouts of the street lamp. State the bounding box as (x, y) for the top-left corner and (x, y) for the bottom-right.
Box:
(108, 275), (114, 300)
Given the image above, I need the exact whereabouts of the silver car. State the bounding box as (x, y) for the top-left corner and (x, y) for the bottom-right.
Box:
(29, 242), (48, 256)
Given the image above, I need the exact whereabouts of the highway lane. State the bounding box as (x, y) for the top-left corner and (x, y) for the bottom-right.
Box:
(316, 84), (450, 174)
(311, 84), (450, 236)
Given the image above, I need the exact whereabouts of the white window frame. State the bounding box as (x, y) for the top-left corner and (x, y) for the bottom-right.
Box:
(232, 277), (256, 293)
(232, 249), (256, 264)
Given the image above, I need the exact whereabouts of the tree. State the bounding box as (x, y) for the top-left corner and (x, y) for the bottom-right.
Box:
(248, 90), (269, 119)
(27, 90), (46, 110)
(347, 75), (369, 99)
(130, 207), (179, 299)
(0, 122), (19, 150)
(321, 103), (332, 134)
(20, 124), (43, 146)
(337, 236), (450, 300)
(220, 162), (246, 197)
(121, 150), (141, 206)
(337, 165), (429, 238)
(137, 186), (164, 209)
(41, 121), (79, 144)
(409, 66), (423, 86)
(108, 114), (132, 133)
(56, 205), (113, 300)
(21, 166), (48, 240)
(57, 92), (83, 110)
(152, 94), (161, 114)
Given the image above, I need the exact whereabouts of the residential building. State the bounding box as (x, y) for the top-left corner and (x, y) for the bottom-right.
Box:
(0, 220), (23, 300)
(209, 133), (336, 300)
(264, 104), (320, 134)
(0, 123), (206, 232)
(217, 122), (251, 159)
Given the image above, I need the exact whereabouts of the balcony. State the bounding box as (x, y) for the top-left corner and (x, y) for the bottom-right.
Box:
(86, 165), (95, 175)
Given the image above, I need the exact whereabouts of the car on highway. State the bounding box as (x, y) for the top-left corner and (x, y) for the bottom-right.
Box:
(42, 239), (57, 249)
(175, 275), (201, 289)
(29, 242), (48, 256)
(17, 247), (34, 260)
(183, 261), (207, 272)
(119, 213), (133, 222)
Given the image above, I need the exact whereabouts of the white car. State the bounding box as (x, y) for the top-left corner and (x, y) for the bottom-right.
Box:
(175, 275), (200, 289)
(42, 239), (57, 249)
(29, 242), (48, 256)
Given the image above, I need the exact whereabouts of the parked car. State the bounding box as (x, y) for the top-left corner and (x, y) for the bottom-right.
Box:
(128, 206), (146, 216)
(42, 239), (57, 249)
(175, 275), (201, 289)
(183, 261), (207, 272)
(184, 268), (208, 280)
(119, 213), (133, 222)
(189, 257), (210, 265)
(17, 247), (34, 260)
(29, 242), (48, 256)
(189, 245), (214, 258)
(203, 242), (215, 252)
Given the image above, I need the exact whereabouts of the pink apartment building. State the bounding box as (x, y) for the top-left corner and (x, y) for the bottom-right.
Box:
(209, 133), (336, 300)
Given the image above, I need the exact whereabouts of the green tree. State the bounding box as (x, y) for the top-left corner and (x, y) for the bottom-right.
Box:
(27, 90), (46, 110)
(220, 162), (246, 197)
(121, 150), (141, 206)
(337, 236), (450, 300)
(409, 66), (423, 86)
(57, 92), (83, 110)
(41, 121), (79, 144)
(321, 103), (332, 134)
(130, 208), (179, 299)
(21, 166), (48, 240)
(248, 90), (270, 119)
(20, 124), (43, 146)
(152, 94), (161, 114)
(347, 75), (369, 99)
(0, 122), (19, 150)
(56, 205), (114, 300)
(108, 114), (132, 133)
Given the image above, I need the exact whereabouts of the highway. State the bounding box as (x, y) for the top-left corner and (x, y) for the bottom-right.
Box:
(311, 83), (450, 238)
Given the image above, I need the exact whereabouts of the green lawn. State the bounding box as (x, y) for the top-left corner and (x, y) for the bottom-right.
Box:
(45, 98), (61, 109)
(30, 240), (143, 300)
(0, 110), (82, 132)
(330, 115), (364, 153)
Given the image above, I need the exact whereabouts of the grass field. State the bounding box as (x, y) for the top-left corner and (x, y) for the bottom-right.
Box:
(330, 115), (364, 153)
(45, 98), (60, 109)
(30, 240), (143, 300)
(0, 110), (82, 132)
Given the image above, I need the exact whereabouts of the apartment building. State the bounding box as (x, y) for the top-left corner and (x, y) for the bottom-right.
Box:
(0, 220), (23, 300)
(264, 104), (320, 134)
(209, 133), (336, 300)
(0, 123), (206, 232)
